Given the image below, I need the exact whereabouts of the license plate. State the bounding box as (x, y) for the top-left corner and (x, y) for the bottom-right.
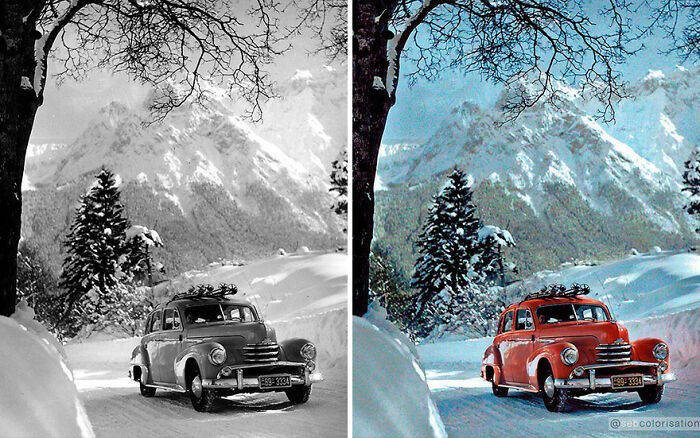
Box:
(259, 375), (291, 388)
(611, 374), (644, 389)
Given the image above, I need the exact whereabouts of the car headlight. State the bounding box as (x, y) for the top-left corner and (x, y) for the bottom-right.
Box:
(208, 346), (227, 365)
(300, 343), (317, 360)
(653, 343), (668, 361)
(560, 347), (579, 366)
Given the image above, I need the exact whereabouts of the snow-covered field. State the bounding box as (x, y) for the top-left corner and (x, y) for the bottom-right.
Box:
(418, 250), (700, 437)
(64, 251), (347, 437)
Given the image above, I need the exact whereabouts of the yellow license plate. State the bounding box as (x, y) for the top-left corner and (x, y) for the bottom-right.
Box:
(611, 375), (644, 388)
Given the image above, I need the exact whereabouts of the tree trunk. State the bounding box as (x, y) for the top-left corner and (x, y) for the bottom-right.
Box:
(0, 3), (42, 316)
(352, 0), (394, 317)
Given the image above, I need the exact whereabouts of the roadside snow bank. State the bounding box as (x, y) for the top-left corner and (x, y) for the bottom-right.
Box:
(353, 303), (447, 438)
(1, 308), (94, 437)
(417, 337), (494, 367)
(626, 308), (700, 375)
(273, 307), (347, 371)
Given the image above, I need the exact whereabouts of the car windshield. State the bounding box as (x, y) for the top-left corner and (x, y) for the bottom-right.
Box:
(536, 304), (609, 325)
(184, 304), (257, 325)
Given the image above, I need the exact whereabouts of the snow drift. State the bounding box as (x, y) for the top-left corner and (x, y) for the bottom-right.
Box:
(353, 303), (447, 438)
(1, 302), (94, 438)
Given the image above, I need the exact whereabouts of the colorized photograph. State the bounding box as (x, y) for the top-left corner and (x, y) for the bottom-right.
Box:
(0, 0), (347, 437)
(352, 0), (699, 436)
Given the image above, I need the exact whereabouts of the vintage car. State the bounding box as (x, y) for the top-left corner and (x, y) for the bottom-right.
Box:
(129, 284), (322, 412)
(481, 284), (676, 412)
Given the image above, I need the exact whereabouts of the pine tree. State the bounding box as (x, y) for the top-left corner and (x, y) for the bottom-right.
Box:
(16, 241), (63, 335)
(369, 245), (414, 336)
(682, 147), (700, 233)
(410, 169), (484, 338)
(125, 225), (164, 287)
(329, 150), (348, 232)
(59, 168), (131, 336)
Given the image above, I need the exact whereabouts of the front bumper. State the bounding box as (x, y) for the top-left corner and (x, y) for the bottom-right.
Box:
(554, 361), (676, 390)
(202, 362), (323, 390)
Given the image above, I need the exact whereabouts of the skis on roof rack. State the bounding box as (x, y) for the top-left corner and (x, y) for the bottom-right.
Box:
(523, 283), (590, 301)
(171, 283), (239, 301)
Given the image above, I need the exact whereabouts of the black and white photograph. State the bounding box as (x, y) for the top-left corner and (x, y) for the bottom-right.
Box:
(0, 0), (347, 436)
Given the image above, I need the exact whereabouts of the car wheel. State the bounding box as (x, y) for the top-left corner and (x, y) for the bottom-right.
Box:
(286, 385), (311, 404)
(540, 366), (568, 412)
(638, 385), (664, 404)
(188, 366), (217, 412)
(139, 379), (156, 397)
(492, 382), (509, 397)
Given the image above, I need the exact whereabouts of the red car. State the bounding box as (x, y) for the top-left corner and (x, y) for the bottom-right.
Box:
(481, 284), (676, 412)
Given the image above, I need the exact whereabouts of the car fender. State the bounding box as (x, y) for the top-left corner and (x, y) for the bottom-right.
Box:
(481, 344), (503, 384)
(174, 341), (224, 388)
(279, 337), (313, 363)
(130, 345), (149, 383)
(631, 337), (668, 366)
(526, 341), (577, 388)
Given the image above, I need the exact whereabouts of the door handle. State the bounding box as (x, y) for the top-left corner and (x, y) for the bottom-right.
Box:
(179, 335), (183, 342)
(531, 335), (535, 341)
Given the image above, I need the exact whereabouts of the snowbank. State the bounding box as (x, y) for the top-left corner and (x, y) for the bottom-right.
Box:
(353, 303), (447, 438)
(417, 337), (494, 367)
(513, 250), (700, 321)
(1, 306), (94, 438)
(626, 308), (700, 376)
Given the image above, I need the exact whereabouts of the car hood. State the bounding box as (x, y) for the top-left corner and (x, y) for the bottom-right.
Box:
(540, 321), (629, 363)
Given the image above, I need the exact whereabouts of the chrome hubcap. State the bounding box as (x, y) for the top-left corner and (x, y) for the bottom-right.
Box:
(192, 375), (203, 398)
(544, 375), (555, 398)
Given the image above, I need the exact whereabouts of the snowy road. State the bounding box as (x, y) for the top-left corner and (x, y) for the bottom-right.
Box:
(423, 364), (698, 437)
(69, 357), (346, 438)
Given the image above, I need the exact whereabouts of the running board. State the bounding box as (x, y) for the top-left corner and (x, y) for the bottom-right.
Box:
(145, 383), (187, 393)
(498, 382), (539, 393)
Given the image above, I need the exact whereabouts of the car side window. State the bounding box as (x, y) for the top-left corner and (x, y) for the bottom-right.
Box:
(163, 308), (182, 331)
(501, 311), (514, 333)
(241, 307), (254, 322)
(515, 309), (534, 331)
(150, 310), (163, 333)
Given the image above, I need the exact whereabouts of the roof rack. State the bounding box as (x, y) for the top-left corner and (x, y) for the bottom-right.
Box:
(170, 283), (239, 302)
(522, 283), (590, 301)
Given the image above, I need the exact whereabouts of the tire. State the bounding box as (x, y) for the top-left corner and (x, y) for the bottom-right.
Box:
(638, 385), (664, 404)
(492, 382), (509, 397)
(286, 385), (311, 404)
(540, 365), (568, 412)
(139, 380), (156, 397)
(188, 366), (217, 412)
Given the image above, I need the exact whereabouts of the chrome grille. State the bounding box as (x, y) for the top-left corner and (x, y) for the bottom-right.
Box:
(596, 342), (632, 363)
(242, 343), (279, 363)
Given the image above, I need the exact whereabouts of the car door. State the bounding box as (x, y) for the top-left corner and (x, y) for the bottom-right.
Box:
(155, 307), (184, 384)
(494, 310), (515, 383)
(509, 307), (536, 384)
(143, 309), (163, 382)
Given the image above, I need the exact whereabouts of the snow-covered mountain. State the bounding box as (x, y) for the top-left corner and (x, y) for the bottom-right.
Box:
(376, 67), (699, 278)
(22, 66), (347, 274)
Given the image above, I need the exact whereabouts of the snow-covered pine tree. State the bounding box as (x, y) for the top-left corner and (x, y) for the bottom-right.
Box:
(476, 225), (517, 288)
(410, 169), (484, 338)
(369, 245), (414, 337)
(125, 225), (164, 287)
(329, 149), (348, 232)
(682, 147), (700, 233)
(59, 168), (130, 336)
